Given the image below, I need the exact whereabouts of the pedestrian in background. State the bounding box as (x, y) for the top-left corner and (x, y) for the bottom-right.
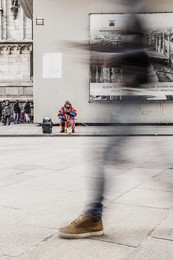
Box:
(1, 100), (6, 124)
(24, 100), (31, 123)
(0, 102), (2, 122)
(3, 100), (12, 126)
(13, 100), (21, 124)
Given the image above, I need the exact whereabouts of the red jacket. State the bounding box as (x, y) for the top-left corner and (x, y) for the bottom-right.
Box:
(58, 106), (77, 120)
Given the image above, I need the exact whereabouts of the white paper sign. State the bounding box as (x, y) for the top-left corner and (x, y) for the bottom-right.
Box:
(43, 53), (62, 78)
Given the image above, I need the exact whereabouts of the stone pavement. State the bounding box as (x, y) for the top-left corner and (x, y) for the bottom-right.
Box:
(0, 136), (173, 260)
(1, 123), (173, 136)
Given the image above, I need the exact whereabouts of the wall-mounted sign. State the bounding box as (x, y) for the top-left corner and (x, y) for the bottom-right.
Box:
(36, 17), (44, 26)
(89, 13), (173, 102)
(42, 53), (62, 79)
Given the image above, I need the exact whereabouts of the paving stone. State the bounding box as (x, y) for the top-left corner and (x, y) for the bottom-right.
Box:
(137, 162), (171, 170)
(0, 136), (173, 258)
(0, 206), (25, 225)
(0, 174), (35, 188)
(0, 224), (55, 256)
(0, 183), (70, 210)
(96, 203), (168, 247)
(138, 169), (173, 192)
(115, 168), (163, 181)
(116, 188), (173, 209)
(152, 212), (173, 241)
(0, 169), (24, 178)
(14, 191), (87, 229)
(17, 235), (135, 260)
(127, 237), (173, 260)
(0, 256), (14, 260)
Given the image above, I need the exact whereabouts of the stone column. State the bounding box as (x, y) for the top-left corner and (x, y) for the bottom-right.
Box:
(155, 34), (158, 52)
(167, 33), (170, 65)
(162, 33), (165, 54)
(22, 10), (25, 40)
(149, 33), (152, 46)
(158, 33), (161, 53)
(3, 0), (7, 40)
(0, 0), (2, 40)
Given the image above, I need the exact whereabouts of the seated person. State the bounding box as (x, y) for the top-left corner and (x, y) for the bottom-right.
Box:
(58, 100), (77, 133)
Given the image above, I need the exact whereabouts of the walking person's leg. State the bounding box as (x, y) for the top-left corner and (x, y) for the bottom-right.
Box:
(16, 113), (19, 123)
(14, 113), (17, 124)
(4, 115), (7, 125)
(25, 113), (30, 123)
(7, 115), (11, 125)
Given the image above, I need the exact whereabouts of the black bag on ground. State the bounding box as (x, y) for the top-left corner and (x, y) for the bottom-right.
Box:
(42, 117), (53, 134)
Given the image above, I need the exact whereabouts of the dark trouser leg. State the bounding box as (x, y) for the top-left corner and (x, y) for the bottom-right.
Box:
(85, 102), (136, 220)
(4, 115), (8, 125)
(60, 120), (65, 130)
(7, 116), (11, 125)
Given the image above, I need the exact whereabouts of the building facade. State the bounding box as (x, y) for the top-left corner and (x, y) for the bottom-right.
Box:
(0, 0), (32, 102)
(33, 0), (173, 124)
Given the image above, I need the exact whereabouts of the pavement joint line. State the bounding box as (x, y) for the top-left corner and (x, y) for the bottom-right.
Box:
(107, 180), (148, 203)
(151, 169), (169, 178)
(123, 236), (153, 260)
(1, 134), (173, 137)
(146, 213), (169, 239)
(135, 187), (173, 193)
(2, 254), (16, 258)
(1, 205), (23, 211)
(136, 187), (173, 194)
(28, 225), (58, 231)
(0, 178), (37, 189)
(90, 237), (137, 248)
(112, 202), (170, 211)
(16, 233), (57, 259)
(152, 236), (173, 242)
(0, 163), (84, 189)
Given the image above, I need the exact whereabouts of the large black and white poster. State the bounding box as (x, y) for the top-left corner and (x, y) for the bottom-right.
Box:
(90, 13), (173, 101)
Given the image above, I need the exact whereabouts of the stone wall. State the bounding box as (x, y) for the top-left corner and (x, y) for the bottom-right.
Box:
(0, 0), (33, 102)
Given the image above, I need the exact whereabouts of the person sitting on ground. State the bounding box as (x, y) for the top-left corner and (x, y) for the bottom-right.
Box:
(58, 100), (77, 133)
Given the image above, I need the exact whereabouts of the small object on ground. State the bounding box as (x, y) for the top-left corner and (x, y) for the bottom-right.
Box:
(42, 117), (53, 134)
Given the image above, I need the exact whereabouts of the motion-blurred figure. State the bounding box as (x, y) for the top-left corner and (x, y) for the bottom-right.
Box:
(59, 0), (149, 238)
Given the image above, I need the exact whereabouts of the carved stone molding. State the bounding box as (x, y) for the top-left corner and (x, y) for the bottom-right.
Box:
(0, 43), (32, 54)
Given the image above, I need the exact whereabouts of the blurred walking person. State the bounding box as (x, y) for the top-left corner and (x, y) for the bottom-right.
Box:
(59, 0), (149, 238)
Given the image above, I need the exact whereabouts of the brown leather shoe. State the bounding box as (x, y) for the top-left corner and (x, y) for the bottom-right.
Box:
(58, 213), (104, 238)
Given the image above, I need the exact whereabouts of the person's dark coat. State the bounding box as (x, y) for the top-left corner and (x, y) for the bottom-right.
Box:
(24, 102), (31, 114)
(14, 103), (21, 114)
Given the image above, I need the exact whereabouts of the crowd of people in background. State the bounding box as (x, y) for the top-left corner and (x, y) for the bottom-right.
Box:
(0, 100), (33, 126)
